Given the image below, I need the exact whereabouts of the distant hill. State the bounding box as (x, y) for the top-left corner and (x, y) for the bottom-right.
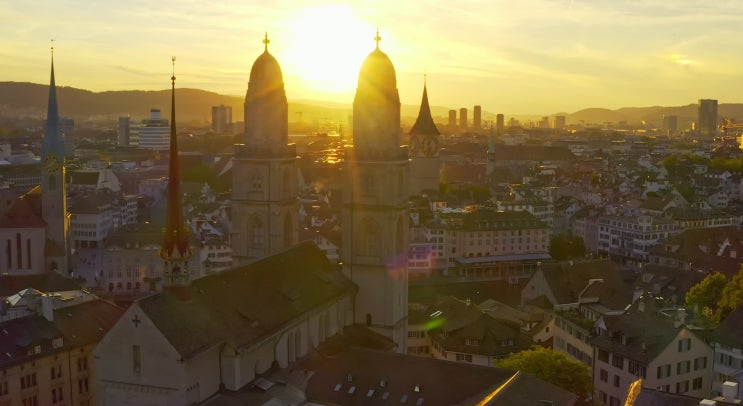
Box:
(0, 82), (452, 126)
(567, 103), (743, 127)
(4, 81), (743, 127)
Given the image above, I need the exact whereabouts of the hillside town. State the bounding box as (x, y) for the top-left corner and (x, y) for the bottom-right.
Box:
(2, 36), (743, 406)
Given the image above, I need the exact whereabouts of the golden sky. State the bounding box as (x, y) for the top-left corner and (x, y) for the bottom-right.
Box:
(3, 0), (743, 115)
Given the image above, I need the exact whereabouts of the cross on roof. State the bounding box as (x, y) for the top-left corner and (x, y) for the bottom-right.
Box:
(263, 32), (270, 52)
(132, 314), (141, 328)
(374, 29), (381, 49)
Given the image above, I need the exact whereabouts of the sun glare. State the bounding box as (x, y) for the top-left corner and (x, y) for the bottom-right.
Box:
(282, 4), (376, 97)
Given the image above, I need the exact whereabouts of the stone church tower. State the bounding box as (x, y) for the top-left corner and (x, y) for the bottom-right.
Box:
(41, 48), (68, 272)
(409, 78), (442, 195)
(342, 32), (409, 351)
(232, 35), (298, 263)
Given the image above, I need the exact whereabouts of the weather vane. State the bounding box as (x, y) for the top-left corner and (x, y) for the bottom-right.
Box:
(171, 56), (176, 82)
(375, 28), (381, 49)
(51, 38), (55, 56)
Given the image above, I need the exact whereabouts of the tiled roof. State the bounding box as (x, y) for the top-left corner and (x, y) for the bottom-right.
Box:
(138, 241), (356, 359)
(0, 273), (81, 298)
(539, 259), (632, 308)
(306, 348), (577, 406)
(0, 299), (124, 368)
(713, 303), (743, 349)
(0, 186), (44, 228)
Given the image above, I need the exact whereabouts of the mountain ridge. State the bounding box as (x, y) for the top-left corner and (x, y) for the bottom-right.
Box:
(3, 82), (743, 127)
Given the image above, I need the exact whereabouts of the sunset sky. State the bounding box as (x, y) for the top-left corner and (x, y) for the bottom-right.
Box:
(3, 0), (743, 115)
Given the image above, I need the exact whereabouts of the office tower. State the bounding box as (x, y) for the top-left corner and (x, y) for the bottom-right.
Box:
(118, 116), (130, 146)
(473, 105), (482, 129)
(553, 115), (566, 129)
(448, 109), (457, 127)
(137, 109), (170, 151)
(459, 108), (468, 129)
(211, 104), (232, 135)
(496, 114), (504, 135)
(663, 115), (678, 135)
(698, 99), (718, 137)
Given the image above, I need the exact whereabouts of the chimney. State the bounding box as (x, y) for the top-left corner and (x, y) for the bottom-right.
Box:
(41, 294), (55, 322)
(722, 381), (739, 401)
(675, 308), (686, 328)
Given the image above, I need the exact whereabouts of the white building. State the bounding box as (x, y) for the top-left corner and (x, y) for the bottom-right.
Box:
(136, 109), (170, 151)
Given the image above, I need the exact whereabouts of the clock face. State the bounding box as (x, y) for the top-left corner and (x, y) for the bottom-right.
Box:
(423, 136), (439, 156)
(44, 156), (61, 173)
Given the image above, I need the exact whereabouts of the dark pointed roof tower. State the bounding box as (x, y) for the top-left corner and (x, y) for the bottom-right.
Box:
(41, 41), (68, 272)
(409, 76), (440, 137)
(160, 57), (192, 289)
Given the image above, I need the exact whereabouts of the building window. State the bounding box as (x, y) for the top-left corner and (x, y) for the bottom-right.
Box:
(19, 373), (37, 389)
(657, 364), (671, 379)
(78, 377), (89, 394)
(612, 354), (624, 369)
(77, 355), (88, 371)
(678, 338), (691, 352)
(613, 375), (620, 388)
(675, 380), (689, 394)
(694, 356), (707, 370)
(133, 345), (141, 374)
(692, 377), (703, 390)
(677, 360), (690, 375)
(600, 369), (608, 382)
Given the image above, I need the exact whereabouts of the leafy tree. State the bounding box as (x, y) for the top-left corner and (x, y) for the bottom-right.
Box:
(685, 272), (727, 320)
(494, 346), (591, 399)
(549, 235), (586, 260)
(718, 269), (743, 321)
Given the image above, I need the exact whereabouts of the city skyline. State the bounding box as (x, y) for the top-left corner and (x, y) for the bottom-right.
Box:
(3, 0), (743, 115)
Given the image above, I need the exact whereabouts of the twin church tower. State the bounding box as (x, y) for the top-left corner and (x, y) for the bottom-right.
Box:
(232, 33), (414, 345)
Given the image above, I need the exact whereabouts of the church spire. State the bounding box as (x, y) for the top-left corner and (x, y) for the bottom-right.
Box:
(409, 76), (440, 136)
(43, 40), (62, 155)
(161, 56), (191, 288)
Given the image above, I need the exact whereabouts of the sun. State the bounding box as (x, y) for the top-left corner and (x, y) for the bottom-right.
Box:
(282, 4), (376, 97)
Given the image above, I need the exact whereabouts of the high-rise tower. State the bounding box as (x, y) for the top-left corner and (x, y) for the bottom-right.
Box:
(231, 34), (298, 263)
(160, 57), (192, 289)
(343, 31), (409, 351)
(41, 46), (68, 272)
(698, 99), (718, 138)
(409, 77), (442, 194)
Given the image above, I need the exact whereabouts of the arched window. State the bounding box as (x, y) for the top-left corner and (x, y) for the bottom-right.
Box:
(282, 168), (292, 198)
(249, 217), (265, 251)
(283, 212), (293, 248)
(359, 218), (380, 257)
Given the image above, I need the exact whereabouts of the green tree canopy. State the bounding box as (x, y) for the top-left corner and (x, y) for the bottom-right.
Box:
(494, 346), (591, 399)
(549, 235), (586, 260)
(718, 269), (743, 321)
(685, 272), (728, 320)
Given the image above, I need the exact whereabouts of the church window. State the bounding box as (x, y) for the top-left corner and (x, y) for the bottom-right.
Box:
(360, 218), (380, 257)
(283, 212), (293, 248)
(250, 172), (263, 191)
(362, 174), (375, 196)
(16, 233), (22, 269)
(26, 239), (31, 269)
(5, 239), (10, 269)
(132, 346), (141, 374)
(249, 217), (265, 251)
(282, 168), (292, 198)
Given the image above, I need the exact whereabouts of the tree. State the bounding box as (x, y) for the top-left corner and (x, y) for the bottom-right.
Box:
(718, 269), (743, 321)
(494, 346), (591, 399)
(685, 272), (728, 321)
(549, 235), (586, 260)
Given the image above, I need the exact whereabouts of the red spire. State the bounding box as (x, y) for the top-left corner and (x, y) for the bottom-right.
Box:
(161, 56), (191, 263)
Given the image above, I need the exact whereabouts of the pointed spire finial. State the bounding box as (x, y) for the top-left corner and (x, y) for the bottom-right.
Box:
(171, 56), (176, 83)
(50, 38), (55, 58)
(263, 32), (270, 52)
(374, 28), (381, 49)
